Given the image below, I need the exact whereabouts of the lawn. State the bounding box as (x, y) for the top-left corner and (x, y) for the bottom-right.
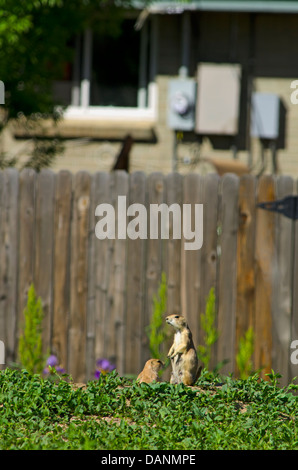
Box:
(0, 367), (297, 450)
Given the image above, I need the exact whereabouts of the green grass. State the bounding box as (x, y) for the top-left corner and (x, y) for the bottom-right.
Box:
(0, 367), (298, 450)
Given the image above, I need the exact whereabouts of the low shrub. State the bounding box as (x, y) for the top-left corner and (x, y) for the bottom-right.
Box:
(0, 367), (297, 450)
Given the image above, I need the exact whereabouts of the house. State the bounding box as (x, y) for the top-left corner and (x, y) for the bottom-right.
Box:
(10, 0), (298, 176)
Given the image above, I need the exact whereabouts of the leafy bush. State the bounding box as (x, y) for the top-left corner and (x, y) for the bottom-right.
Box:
(236, 327), (255, 379)
(0, 367), (297, 450)
(18, 283), (46, 375)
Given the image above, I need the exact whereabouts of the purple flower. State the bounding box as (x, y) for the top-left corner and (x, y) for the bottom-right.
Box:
(94, 358), (115, 379)
(96, 358), (115, 371)
(43, 355), (65, 375)
(47, 355), (58, 367)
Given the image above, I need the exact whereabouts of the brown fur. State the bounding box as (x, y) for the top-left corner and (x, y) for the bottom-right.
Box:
(137, 359), (164, 384)
(166, 314), (201, 386)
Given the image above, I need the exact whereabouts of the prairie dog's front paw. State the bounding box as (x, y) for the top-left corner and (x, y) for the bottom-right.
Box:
(168, 352), (177, 359)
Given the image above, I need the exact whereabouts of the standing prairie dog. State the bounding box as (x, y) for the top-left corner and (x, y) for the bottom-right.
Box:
(137, 359), (164, 384)
(166, 314), (201, 386)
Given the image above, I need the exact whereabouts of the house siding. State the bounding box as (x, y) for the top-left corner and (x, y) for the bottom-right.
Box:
(7, 10), (298, 176)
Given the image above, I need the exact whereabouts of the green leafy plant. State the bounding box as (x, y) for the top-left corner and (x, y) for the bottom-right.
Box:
(197, 287), (219, 370)
(18, 283), (46, 375)
(0, 367), (298, 450)
(266, 369), (282, 389)
(236, 327), (255, 380)
(146, 271), (169, 363)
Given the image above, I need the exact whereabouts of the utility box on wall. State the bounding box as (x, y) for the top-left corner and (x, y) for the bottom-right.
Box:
(195, 63), (241, 135)
(167, 79), (197, 131)
(250, 92), (281, 140)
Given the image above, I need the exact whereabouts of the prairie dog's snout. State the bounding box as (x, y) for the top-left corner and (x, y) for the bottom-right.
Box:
(166, 314), (187, 329)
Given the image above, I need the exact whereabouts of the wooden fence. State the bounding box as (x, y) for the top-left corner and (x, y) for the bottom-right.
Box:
(0, 168), (298, 385)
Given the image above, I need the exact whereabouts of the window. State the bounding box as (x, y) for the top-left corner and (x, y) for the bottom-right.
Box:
(53, 17), (158, 121)
(91, 19), (140, 107)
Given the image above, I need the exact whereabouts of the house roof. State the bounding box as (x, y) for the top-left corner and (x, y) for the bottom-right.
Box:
(139, 0), (298, 14)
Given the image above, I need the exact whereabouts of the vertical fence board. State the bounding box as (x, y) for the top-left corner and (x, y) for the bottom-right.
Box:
(86, 173), (97, 380)
(0, 169), (19, 365)
(34, 169), (55, 355)
(17, 169), (36, 343)
(217, 173), (239, 375)
(104, 172), (129, 371)
(235, 174), (257, 374)
(144, 172), (165, 364)
(272, 175), (294, 386)
(104, 173), (117, 366)
(93, 172), (112, 368)
(181, 173), (203, 347)
(108, 171), (129, 375)
(290, 181), (298, 384)
(52, 170), (72, 371)
(200, 173), (220, 369)
(68, 171), (91, 383)
(100, 173), (117, 368)
(162, 172), (183, 379)
(164, 173), (183, 317)
(254, 175), (275, 378)
(125, 171), (147, 375)
(0, 171), (6, 364)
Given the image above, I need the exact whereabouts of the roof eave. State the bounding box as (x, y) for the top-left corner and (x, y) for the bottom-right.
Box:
(134, 1), (298, 14)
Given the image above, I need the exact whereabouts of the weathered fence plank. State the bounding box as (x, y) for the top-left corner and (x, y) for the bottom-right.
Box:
(34, 169), (55, 355)
(93, 172), (112, 371)
(125, 171), (147, 375)
(144, 172), (165, 364)
(162, 172), (183, 378)
(108, 171), (129, 375)
(0, 170), (7, 366)
(254, 175), (275, 378)
(181, 173), (203, 348)
(291, 181), (298, 384)
(164, 172), (183, 318)
(217, 173), (239, 375)
(86, 173), (97, 380)
(52, 170), (72, 372)
(272, 175), (294, 386)
(68, 171), (91, 383)
(2, 169), (18, 365)
(103, 173), (117, 367)
(200, 173), (220, 369)
(0, 169), (19, 366)
(235, 174), (256, 374)
(17, 169), (36, 341)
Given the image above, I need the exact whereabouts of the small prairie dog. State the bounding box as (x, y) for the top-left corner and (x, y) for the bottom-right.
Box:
(166, 314), (201, 386)
(137, 359), (164, 384)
